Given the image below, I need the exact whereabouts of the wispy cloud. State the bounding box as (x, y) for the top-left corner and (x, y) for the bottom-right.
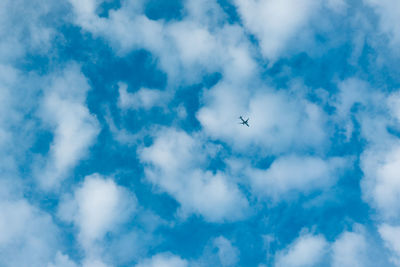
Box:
(36, 64), (100, 190)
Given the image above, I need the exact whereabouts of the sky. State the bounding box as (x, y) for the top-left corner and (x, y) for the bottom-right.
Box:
(2, 0), (400, 266)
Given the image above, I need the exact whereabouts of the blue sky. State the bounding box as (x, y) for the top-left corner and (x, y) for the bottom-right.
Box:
(2, 0), (400, 266)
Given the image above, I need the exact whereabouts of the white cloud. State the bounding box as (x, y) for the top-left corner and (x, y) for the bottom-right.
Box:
(364, 0), (400, 47)
(0, 64), (26, 174)
(331, 231), (368, 267)
(0, 0), (60, 63)
(274, 233), (328, 267)
(326, 0), (348, 13)
(361, 143), (400, 219)
(184, 0), (227, 27)
(197, 82), (327, 154)
(68, 0), (164, 56)
(68, 0), (256, 85)
(37, 64), (100, 190)
(118, 82), (166, 110)
(359, 90), (400, 219)
(247, 155), (347, 201)
(104, 109), (139, 146)
(379, 224), (400, 265)
(333, 78), (375, 140)
(333, 79), (400, 221)
(140, 128), (249, 222)
(48, 252), (78, 267)
(168, 22), (217, 66)
(58, 173), (137, 249)
(387, 91), (400, 123)
(0, 199), (59, 267)
(334, 78), (372, 119)
(82, 258), (112, 267)
(136, 253), (188, 267)
(234, 0), (318, 60)
(213, 236), (240, 267)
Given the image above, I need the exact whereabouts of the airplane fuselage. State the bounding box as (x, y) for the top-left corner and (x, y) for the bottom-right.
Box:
(239, 116), (250, 127)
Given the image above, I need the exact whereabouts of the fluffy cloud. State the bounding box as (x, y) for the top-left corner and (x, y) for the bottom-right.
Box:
(213, 236), (240, 267)
(361, 143), (400, 219)
(68, 0), (256, 84)
(197, 82), (327, 154)
(0, 0), (60, 63)
(0, 65), (26, 173)
(358, 89), (400, 220)
(364, 0), (400, 47)
(48, 252), (78, 267)
(246, 155), (347, 201)
(234, 0), (317, 60)
(118, 82), (167, 110)
(37, 64), (100, 190)
(58, 173), (137, 249)
(136, 253), (188, 267)
(0, 199), (60, 267)
(274, 233), (328, 267)
(331, 231), (368, 267)
(140, 128), (249, 222)
(82, 258), (111, 267)
(379, 224), (400, 265)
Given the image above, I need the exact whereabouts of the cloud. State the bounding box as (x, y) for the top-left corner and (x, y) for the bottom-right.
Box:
(197, 82), (328, 154)
(58, 173), (137, 246)
(274, 233), (328, 267)
(140, 128), (249, 222)
(184, 0), (227, 26)
(358, 89), (400, 220)
(234, 0), (318, 61)
(329, 77), (400, 221)
(135, 253), (188, 267)
(82, 258), (112, 267)
(362, 143), (400, 219)
(246, 155), (347, 201)
(57, 172), (144, 265)
(326, 0), (348, 13)
(0, 199), (60, 267)
(0, 0), (61, 63)
(213, 236), (240, 267)
(68, 0), (256, 84)
(271, 227), (379, 267)
(364, 0), (400, 47)
(48, 252), (78, 267)
(37, 64), (100, 190)
(379, 224), (400, 265)
(0, 64), (63, 266)
(118, 82), (167, 110)
(0, 65), (28, 174)
(331, 231), (368, 267)
(333, 78), (377, 140)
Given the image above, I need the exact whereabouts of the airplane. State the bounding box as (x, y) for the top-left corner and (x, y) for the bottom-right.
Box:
(239, 116), (249, 127)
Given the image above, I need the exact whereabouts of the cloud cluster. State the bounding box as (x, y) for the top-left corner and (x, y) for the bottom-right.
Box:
(234, 0), (317, 61)
(135, 253), (188, 267)
(246, 155), (347, 201)
(140, 128), (249, 222)
(0, 199), (59, 267)
(37, 64), (100, 190)
(197, 82), (328, 154)
(274, 227), (372, 267)
(68, 0), (256, 84)
(58, 173), (137, 264)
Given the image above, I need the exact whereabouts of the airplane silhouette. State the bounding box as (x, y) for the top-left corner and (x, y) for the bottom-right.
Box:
(239, 116), (249, 127)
